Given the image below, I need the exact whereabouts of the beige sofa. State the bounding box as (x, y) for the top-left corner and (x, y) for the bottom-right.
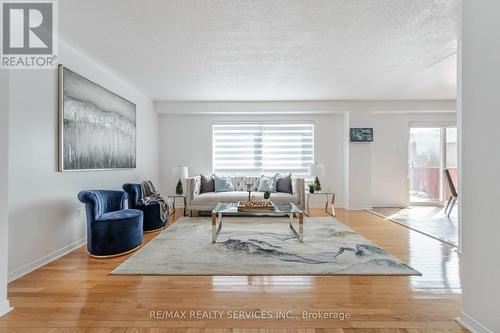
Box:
(186, 176), (305, 216)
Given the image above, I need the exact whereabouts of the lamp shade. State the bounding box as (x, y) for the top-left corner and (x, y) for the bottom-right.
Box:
(172, 166), (189, 179)
(308, 163), (325, 177)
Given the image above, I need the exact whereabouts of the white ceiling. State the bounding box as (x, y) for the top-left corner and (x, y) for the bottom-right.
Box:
(59, 0), (458, 101)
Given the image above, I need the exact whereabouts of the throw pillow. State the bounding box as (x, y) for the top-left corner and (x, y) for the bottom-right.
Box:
(257, 174), (278, 192)
(276, 173), (293, 194)
(214, 175), (235, 192)
(200, 174), (214, 193)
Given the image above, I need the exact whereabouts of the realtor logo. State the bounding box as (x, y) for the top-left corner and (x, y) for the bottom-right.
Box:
(1, 0), (58, 69)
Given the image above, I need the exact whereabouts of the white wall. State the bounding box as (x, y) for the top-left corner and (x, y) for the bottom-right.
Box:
(458, 1), (500, 332)
(0, 70), (12, 316)
(345, 110), (456, 209)
(347, 111), (374, 209)
(158, 113), (346, 207)
(7, 40), (160, 281)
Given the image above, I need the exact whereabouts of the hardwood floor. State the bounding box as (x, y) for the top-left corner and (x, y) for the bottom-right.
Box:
(368, 206), (458, 247)
(0, 209), (465, 332)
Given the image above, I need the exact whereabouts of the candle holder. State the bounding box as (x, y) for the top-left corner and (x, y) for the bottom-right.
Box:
(246, 183), (252, 201)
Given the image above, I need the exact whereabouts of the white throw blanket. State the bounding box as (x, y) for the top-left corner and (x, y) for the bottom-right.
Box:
(140, 180), (172, 222)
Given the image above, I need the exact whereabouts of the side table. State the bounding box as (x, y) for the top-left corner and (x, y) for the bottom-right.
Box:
(305, 192), (336, 217)
(168, 194), (187, 217)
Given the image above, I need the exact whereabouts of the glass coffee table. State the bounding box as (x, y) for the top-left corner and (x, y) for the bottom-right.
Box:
(211, 202), (304, 243)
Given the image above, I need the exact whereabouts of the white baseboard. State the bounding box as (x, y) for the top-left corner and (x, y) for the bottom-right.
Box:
(457, 312), (494, 333)
(0, 300), (12, 317)
(8, 238), (86, 282)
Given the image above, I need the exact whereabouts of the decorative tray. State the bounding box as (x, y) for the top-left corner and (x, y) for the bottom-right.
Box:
(237, 201), (275, 211)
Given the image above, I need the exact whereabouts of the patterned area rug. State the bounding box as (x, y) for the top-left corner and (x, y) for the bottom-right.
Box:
(112, 216), (420, 276)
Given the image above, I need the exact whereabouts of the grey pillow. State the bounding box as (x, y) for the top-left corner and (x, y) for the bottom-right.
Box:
(200, 174), (214, 193)
(276, 173), (293, 194)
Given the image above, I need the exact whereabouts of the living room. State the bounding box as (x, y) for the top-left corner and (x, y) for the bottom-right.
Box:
(0, 1), (498, 332)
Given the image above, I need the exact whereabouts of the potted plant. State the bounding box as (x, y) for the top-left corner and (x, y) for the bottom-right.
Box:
(314, 177), (322, 193)
(264, 190), (271, 201)
(176, 179), (184, 195)
(308, 182), (315, 193)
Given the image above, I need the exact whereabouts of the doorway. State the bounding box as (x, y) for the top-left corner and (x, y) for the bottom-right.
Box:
(408, 125), (458, 205)
(367, 127), (460, 247)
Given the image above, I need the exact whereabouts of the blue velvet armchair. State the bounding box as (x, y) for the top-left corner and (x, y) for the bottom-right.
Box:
(122, 183), (167, 232)
(77, 190), (144, 258)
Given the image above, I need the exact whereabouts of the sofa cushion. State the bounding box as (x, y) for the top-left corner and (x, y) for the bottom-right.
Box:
(200, 174), (215, 193)
(257, 174), (278, 192)
(214, 175), (235, 192)
(97, 209), (143, 222)
(190, 191), (297, 206)
(276, 173), (293, 194)
(191, 191), (249, 206)
(232, 176), (260, 191)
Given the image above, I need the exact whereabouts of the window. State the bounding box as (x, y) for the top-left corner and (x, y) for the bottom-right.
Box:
(212, 122), (314, 176)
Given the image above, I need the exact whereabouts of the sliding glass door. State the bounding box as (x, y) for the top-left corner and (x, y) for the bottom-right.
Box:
(408, 125), (457, 205)
(409, 128), (442, 203)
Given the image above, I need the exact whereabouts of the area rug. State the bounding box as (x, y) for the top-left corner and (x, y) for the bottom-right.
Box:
(112, 216), (420, 276)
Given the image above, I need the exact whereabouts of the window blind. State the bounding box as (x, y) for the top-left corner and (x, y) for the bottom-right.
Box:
(212, 123), (314, 176)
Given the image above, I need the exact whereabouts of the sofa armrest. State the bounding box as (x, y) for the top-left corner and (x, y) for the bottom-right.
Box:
(186, 176), (201, 209)
(292, 178), (305, 210)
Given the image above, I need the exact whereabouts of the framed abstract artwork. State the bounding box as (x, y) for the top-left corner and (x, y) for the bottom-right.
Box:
(58, 65), (136, 171)
(350, 128), (374, 142)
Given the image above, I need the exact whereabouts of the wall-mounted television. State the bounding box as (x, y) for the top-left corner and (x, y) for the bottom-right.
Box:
(350, 128), (373, 142)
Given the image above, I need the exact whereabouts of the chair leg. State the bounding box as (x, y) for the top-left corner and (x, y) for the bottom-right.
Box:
(444, 196), (453, 215)
(447, 197), (457, 216)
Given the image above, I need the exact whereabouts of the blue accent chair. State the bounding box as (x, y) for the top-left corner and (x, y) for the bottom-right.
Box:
(77, 190), (143, 258)
(122, 183), (167, 232)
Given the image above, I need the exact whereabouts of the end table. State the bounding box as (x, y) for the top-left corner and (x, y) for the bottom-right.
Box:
(168, 194), (187, 217)
(305, 192), (336, 217)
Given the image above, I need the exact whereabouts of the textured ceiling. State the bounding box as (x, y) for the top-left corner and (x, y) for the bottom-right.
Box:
(59, 0), (458, 101)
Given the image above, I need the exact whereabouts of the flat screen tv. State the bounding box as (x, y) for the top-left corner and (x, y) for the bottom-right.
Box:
(350, 128), (373, 142)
